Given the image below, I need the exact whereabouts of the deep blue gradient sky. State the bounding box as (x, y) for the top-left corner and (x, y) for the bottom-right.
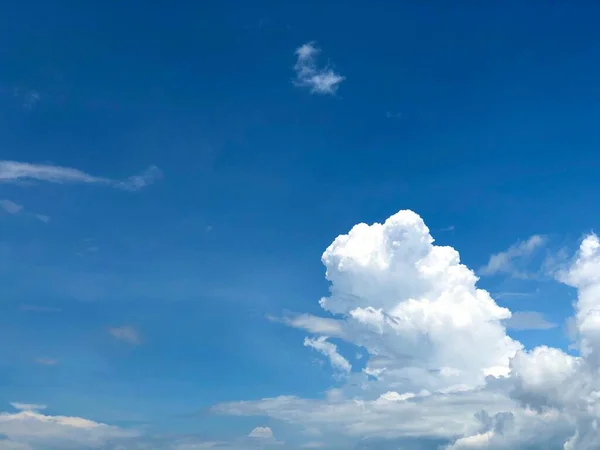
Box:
(2, 1), (600, 449)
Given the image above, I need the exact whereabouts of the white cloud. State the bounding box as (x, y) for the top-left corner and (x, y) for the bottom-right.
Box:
(0, 404), (138, 449)
(293, 42), (345, 95)
(0, 199), (49, 223)
(0, 200), (23, 214)
(212, 210), (600, 449)
(503, 311), (556, 330)
(108, 325), (141, 346)
(248, 426), (274, 439)
(304, 336), (351, 372)
(276, 314), (345, 337)
(479, 235), (546, 277)
(9, 404), (46, 412)
(0, 161), (161, 191)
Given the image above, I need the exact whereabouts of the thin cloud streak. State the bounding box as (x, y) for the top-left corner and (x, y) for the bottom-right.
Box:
(0, 161), (162, 191)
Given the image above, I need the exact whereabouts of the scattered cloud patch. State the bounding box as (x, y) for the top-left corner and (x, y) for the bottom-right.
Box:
(276, 314), (345, 337)
(0, 200), (23, 214)
(385, 111), (404, 120)
(248, 426), (274, 439)
(503, 311), (557, 330)
(479, 234), (546, 278)
(108, 326), (141, 346)
(0, 161), (162, 191)
(0, 199), (49, 223)
(293, 42), (345, 95)
(33, 214), (49, 223)
(13, 88), (41, 110)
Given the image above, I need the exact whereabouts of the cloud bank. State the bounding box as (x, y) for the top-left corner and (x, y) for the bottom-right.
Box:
(212, 210), (600, 449)
(0, 161), (161, 191)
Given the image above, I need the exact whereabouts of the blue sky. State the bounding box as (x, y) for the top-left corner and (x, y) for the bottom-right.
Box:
(3, 2), (600, 449)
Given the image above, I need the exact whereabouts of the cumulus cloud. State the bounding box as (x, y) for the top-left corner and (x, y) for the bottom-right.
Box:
(108, 325), (141, 346)
(0, 161), (161, 191)
(479, 235), (546, 278)
(212, 210), (600, 449)
(293, 42), (345, 95)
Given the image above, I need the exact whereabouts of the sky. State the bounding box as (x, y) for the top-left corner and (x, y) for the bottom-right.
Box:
(2, 1), (600, 449)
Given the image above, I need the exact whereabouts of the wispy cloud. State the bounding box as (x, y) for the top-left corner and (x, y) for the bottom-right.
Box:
(0, 199), (23, 214)
(109, 325), (142, 346)
(503, 311), (557, 330)
(1, 199), (49, 223)
(0, 161), (162, 191)
(293, 42), (345, 95)
(20, 304), (61, 313)
(10, 402), (46, 411)
(304, 336), (351, 372)
(13, 87), (41, 110)
(34, 358), (58, 366)
(479, 235), (546, 278)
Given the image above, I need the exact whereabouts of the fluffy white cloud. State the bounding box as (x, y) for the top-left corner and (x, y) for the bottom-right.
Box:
(213, 210), (600, 449)
(293, 42), (345, 95)
(479, 235), (546, 278)
(0, 160), (161, 191)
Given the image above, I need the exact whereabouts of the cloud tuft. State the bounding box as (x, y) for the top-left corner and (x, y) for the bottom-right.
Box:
(108, 326), (141, 346)
(293, 42), (345, 95)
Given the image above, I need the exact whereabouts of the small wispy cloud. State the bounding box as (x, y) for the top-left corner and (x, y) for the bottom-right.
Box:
(0, 199), (23, 214)
(304, 336), (351, 372)
(109, 325), (141, 346)
(21, 304), (60, 313)
(293, 42), (345, 95)
(0, 199), (49, 223)
(0, 161), (162, 191)
(479, 235), (546, 278)
(34, 358), (58, 366)
(248, 426), (274, 439)
(13, 87), (41, 110)
(10, 402), (47, 411)
(503, 311), (556, 331)
(385, 111), (404, 120)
